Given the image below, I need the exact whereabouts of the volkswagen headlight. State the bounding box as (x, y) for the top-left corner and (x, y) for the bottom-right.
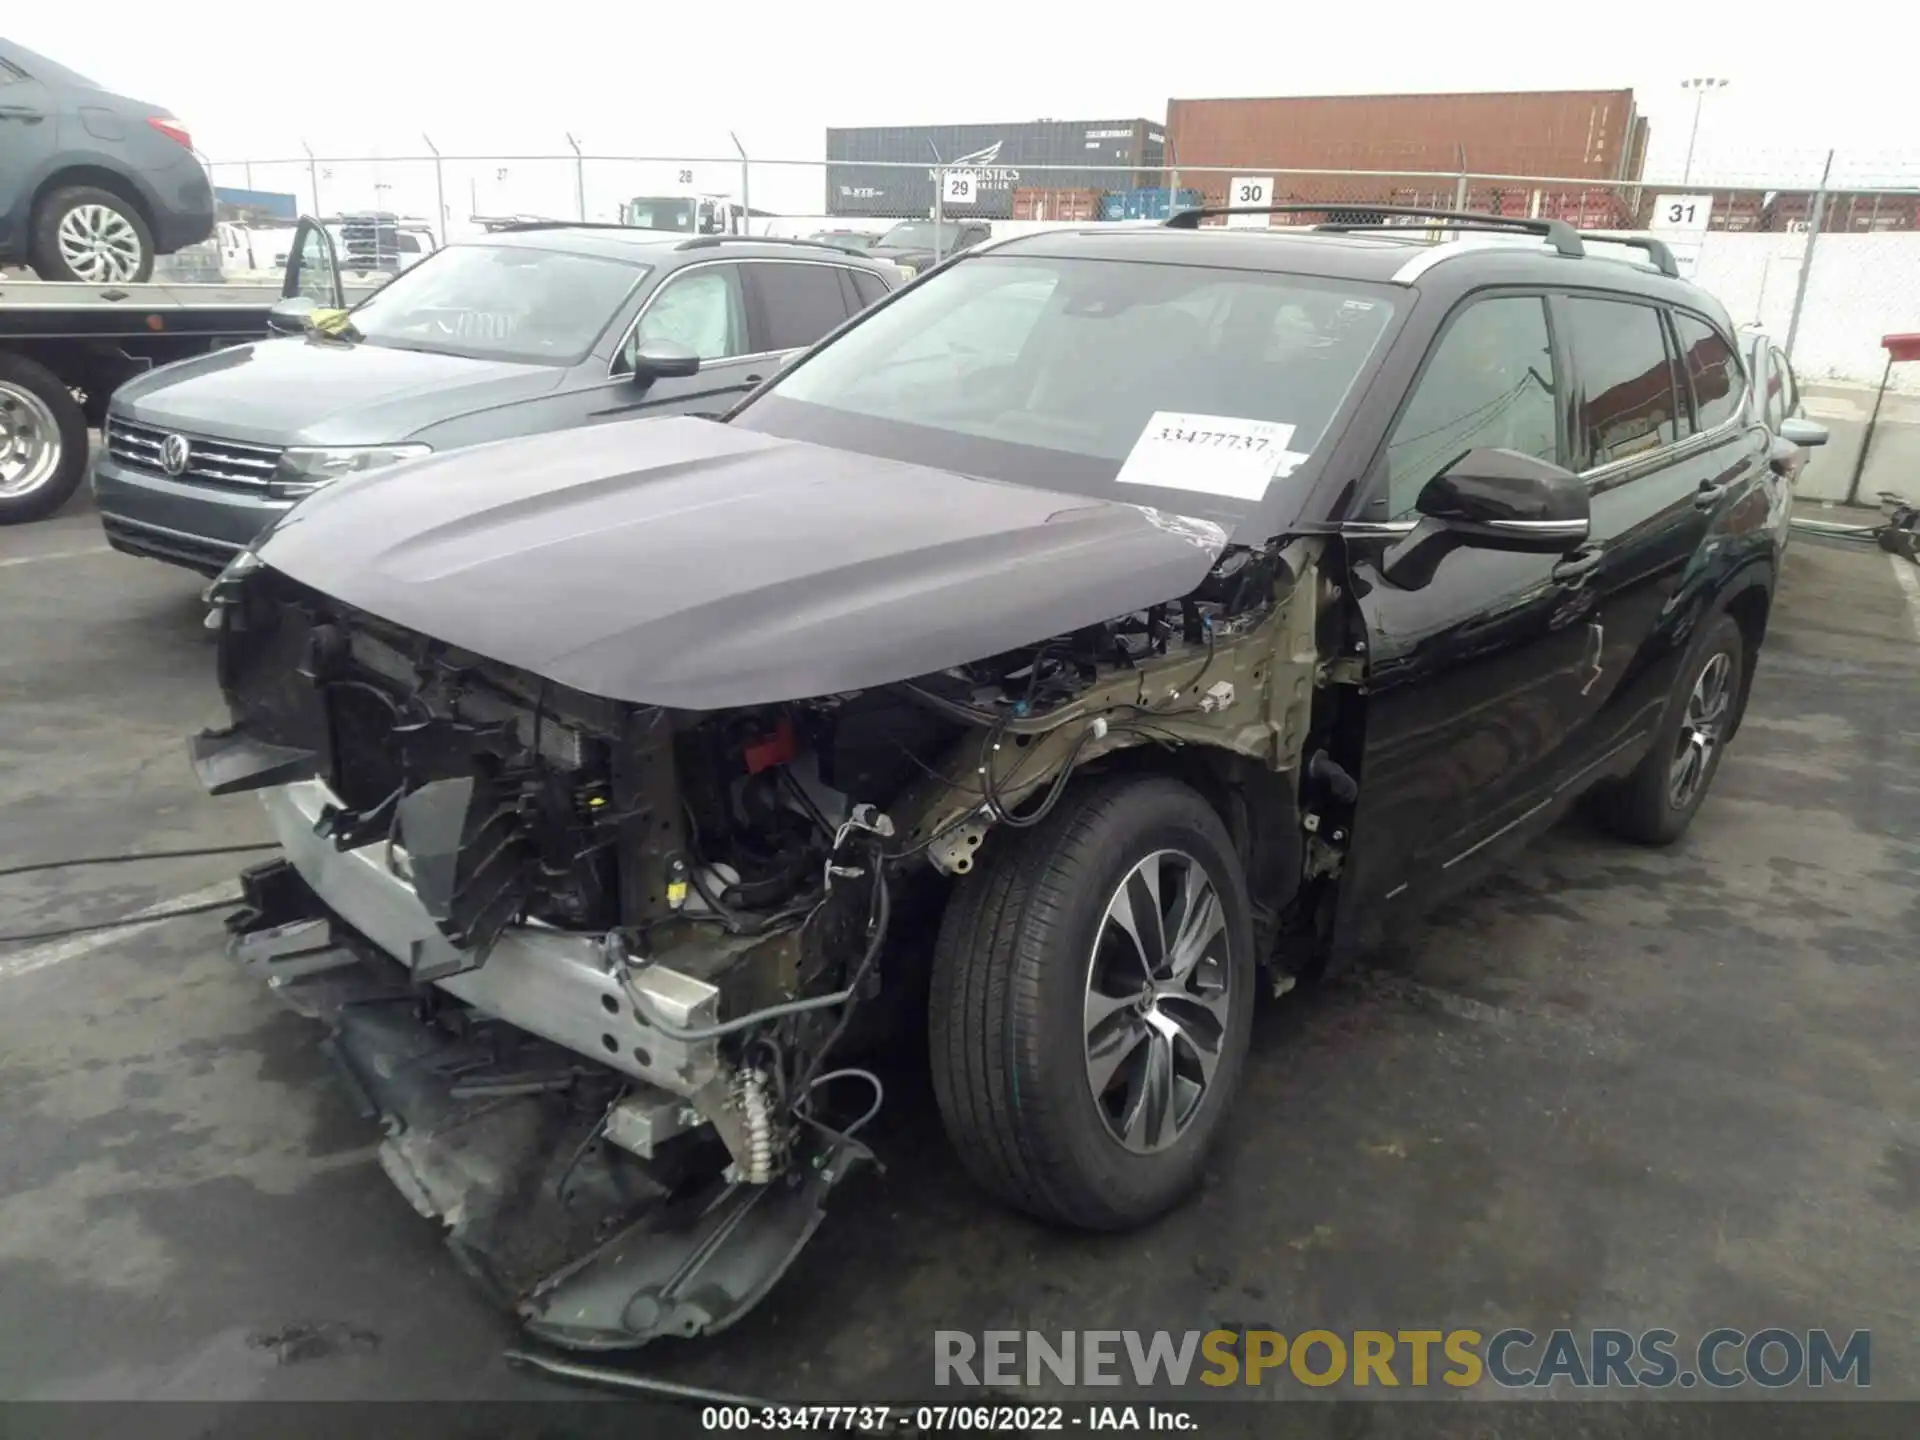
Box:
(272, 444), (431, 497)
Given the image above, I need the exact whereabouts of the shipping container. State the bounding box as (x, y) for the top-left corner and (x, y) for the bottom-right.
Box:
(1164, 90), (1648, 194)
(825, 119), (1167, 218)
(1117, 187), (1205, 220)
(1011, 187), (1102, 222)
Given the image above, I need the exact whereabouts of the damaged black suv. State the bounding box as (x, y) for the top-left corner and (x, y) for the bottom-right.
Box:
(194, 206), (1787, 1350)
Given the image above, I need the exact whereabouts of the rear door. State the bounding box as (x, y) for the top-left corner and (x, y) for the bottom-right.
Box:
(1340, 291), (1605, 917)
(740, 259), (867, 355)
(1560, 298), (1767, 770)
(1546, 292), (1702, 765)
(0, 56), (58, 240)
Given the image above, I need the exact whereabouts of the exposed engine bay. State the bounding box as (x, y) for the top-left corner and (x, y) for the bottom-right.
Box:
(192, 530), (1343, 1349)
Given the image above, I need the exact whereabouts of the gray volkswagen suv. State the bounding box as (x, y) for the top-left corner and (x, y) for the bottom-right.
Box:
(93, 223), (904, 572)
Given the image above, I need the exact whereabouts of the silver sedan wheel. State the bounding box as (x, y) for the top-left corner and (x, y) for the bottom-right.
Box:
(1083, 848), (1232, 1155)
(0, 382), (62, 499)
(57, 204), (145, 283)
(1668, 650), (1732, 809)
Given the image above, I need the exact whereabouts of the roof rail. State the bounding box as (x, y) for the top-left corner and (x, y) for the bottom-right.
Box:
(481, 219), (647, 234)
(674, 234), (869, 254)
(1576, 232), (1680, 277)
(1165, 203), (1585, 259)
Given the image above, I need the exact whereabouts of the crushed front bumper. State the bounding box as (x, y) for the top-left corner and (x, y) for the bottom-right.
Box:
(260, 777), (724, 1096)
(228, 779), (875, 1350)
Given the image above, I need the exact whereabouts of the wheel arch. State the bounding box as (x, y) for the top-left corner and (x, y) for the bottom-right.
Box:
(1715, 561), (1774, 741)
(1073, 745), (1303, 961)
(30, 166), (158, 237)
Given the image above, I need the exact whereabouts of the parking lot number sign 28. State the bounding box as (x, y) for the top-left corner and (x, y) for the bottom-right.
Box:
(1227, 177), (1274, 227)
(943, 171), (977, 207)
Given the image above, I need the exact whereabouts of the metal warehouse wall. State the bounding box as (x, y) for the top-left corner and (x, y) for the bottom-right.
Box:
(1165, 91), (1645, 183)
(825, 119), (1164, 218)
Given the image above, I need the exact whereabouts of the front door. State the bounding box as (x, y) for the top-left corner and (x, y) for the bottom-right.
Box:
(1557, 297), (1751, 767)
(1339, 291), (1604, 924)
(280, 217), (344, 308)
(589, 260), (773, 424)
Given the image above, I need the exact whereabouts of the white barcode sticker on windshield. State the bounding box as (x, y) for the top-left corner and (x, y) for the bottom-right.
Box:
(1115, 413), (1299, 501)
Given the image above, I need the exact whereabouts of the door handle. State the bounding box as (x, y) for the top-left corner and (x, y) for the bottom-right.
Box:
(0, 105), (48, 120)
(1694, 478), (1732, 509)
(1551, 547), (1603, 583)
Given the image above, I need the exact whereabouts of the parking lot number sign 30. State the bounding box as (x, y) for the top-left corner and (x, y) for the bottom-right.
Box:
(1227, 177), (1274, 227)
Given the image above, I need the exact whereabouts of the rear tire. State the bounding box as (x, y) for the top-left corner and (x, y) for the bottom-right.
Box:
(0, 352), (89, 524)
(29, 186), (155, 284)
(1591, 613), (1745, 845)
(928, 775), (1255, 1231)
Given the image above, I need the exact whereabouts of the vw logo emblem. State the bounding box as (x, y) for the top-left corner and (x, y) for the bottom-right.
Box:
(160, 433), (192, 477)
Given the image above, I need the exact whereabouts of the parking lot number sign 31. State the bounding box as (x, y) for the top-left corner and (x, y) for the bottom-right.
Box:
(1650, 193), (1713, 279)
(1227, 177), (1273, 227)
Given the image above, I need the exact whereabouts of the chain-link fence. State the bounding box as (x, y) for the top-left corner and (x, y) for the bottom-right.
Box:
(195, 147), (1920, 392)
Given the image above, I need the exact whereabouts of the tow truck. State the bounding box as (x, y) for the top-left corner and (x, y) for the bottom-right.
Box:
(0, 217), (392, 524)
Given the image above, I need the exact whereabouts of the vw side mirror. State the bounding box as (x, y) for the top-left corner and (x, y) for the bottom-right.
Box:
(629, 338), (701, 381)
(267, 295), (318, 335)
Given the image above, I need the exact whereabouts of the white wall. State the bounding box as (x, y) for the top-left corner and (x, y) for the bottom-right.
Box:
(1690, 231), (1920, 393)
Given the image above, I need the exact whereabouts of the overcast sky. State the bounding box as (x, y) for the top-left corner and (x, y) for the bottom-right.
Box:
(11, 3), (1910, 220)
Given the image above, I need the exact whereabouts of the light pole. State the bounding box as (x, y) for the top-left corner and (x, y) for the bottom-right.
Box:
(1680, 78), (1728, 185)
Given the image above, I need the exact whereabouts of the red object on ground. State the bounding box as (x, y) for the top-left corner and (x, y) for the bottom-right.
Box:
(1882, 333), (1920, 363)
(743, 715), (797, 774)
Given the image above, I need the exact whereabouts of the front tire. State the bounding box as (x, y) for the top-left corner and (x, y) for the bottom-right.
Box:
(1592, 613), (1745, 845)
(30, 186), (155, 284)
(0, 352), (89, 524)
(928, 776), (1255, 1231)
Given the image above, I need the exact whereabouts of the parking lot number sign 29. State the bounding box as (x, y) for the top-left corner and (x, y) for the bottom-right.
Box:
(942, 171), (977, 207)
(1227, 177), (1273, 227)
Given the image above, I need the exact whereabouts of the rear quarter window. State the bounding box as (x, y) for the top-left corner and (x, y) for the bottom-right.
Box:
(1674, 313), (1743, 432)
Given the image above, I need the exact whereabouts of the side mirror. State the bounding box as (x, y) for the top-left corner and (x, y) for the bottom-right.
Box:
(266, 295), (317, 335)
(629, 337), (701, 381)
(1377, 449), (1590, 589)
(1414, 448), (1591, 553)
(1779, 417), (1828, 448)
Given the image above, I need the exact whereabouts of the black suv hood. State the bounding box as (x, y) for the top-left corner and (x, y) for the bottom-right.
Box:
(255, 417), (1228, 710)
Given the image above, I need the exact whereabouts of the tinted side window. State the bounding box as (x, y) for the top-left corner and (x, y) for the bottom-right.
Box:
(1384, 295), (1560, 518)
(748, 262), (856, 351)
(1566, 298), (1680, 465)
(629, 263), (746, 365)
(847, 268), (890, 308)
(1673, 313), (1742, 433)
